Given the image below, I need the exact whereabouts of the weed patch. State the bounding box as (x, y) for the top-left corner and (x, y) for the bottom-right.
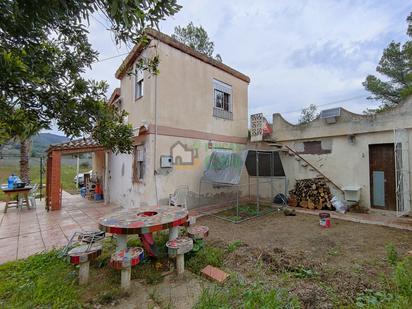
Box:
(385, 243), (399, 266)
(132, 263), (164, 285)
(289, 266), (318, 279)
(186, 245), (225, 274)
(95, 288), (129, 305)
(353, 256), (412, 308)
(227, 240), (242, 253)
(195, 276), (300, 309)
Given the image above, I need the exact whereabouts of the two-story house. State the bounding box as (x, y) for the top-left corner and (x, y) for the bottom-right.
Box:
(105, 29), (250, 208)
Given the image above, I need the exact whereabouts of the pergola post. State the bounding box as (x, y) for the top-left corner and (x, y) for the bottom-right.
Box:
(104, 151), (109, 205)
(46, 150), (62, 211)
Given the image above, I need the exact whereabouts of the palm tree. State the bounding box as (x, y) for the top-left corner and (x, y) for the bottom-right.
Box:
(6, 109), (44, 183)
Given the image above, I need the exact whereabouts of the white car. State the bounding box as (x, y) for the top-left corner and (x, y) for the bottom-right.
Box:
(74, 170), (93, 186)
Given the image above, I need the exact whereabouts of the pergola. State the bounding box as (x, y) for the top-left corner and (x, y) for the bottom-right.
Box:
(46, 138), (105, 211)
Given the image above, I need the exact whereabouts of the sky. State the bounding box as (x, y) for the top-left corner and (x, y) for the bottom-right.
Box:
(47, 0), (412, 135)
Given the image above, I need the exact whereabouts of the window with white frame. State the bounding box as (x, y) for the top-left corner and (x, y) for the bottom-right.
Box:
(133, 145), (145, 182)
(213, 79), (233, 120)
(134, 66), (144, 100)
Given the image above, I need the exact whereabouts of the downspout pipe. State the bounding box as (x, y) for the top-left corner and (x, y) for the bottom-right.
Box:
(154, 40), (159, 205)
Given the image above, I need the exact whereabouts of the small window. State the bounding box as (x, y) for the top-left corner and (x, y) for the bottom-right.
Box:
(213, 79), (233, 120)
(134, 66), (144, 100)
(133, 145), (145, 182)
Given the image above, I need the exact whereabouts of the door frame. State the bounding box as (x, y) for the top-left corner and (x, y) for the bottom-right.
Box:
(369, 143), (396, 210)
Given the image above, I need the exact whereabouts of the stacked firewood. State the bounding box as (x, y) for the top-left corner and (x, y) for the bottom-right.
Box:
(288, 178), (333, 210)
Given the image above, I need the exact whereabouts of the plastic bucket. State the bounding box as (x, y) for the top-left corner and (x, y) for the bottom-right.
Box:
(319, 212), (331, 228)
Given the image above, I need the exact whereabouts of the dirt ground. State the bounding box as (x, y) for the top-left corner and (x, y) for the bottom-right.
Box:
(105, 272), (208, 309)
(198, 211), (412, 308)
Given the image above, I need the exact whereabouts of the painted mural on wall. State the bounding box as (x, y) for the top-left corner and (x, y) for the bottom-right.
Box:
(169, 140), (244, 170)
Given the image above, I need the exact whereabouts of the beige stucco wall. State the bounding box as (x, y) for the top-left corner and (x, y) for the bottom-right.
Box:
(155, 41), (248, 138)
(118, 47), (155, 129)
(108, 39), (250, 208)
(271, 97), (412, 210)
(118, 40), (248, 137)
(107, 134), (252, 208)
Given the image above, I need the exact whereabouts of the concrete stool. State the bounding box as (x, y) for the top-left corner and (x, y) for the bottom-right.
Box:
(187, 225), (209, 240)
(110, 247), (144, 290)
(166, 237), (193, 275)
(68, 243), (102, 285)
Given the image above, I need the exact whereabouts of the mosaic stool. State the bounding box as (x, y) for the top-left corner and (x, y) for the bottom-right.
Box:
(110, 247), (144, 290)
(68, 243), (102, 285)
(166, 237), (193, 275)
(187, 225), (209, 240)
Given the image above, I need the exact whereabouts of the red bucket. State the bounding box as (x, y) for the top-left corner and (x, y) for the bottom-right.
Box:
(319, 212), (331, 228)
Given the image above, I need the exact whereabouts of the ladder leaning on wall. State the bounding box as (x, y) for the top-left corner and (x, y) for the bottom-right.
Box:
(394, 128), (411, 217)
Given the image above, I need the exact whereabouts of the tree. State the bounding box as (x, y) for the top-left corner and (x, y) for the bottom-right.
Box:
(0, 0), (181, 153)
(363, 12), (412, 113)
(4, 109), (44, 182)
(298, 104), (319, 124)
(172, 22), (222, 61)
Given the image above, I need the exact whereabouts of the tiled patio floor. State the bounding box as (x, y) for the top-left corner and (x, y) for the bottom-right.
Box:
(0, 191), (117, 264)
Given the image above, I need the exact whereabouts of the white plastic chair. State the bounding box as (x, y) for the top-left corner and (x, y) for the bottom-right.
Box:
(169, 185), (189, 209)
(28, 184), (39, 208)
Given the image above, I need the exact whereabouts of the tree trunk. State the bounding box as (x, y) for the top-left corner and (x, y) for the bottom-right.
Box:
(20, 139), (30, 183)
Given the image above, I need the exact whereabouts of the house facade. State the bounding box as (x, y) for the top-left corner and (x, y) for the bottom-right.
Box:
(268, 97), (412, 215)
(105, 30), (250, 208)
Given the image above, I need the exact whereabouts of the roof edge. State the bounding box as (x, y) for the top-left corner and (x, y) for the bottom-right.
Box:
(115, 29), (250, 83)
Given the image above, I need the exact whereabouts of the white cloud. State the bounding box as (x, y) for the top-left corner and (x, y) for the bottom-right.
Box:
(79, 0), (411, 126)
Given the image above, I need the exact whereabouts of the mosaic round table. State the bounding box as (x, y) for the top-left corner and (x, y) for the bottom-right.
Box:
(98, 206), (189, 250)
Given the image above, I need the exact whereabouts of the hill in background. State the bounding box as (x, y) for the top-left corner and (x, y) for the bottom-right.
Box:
(0, 133), (69, 157)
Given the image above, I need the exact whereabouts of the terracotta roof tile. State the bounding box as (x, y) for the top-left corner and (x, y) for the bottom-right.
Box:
(48, 138), (102, 153)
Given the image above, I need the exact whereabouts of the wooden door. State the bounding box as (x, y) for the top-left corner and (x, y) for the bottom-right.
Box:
(369, 144), (396, 210)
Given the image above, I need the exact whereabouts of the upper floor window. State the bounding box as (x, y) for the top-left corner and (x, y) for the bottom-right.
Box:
(213, 79), (233, 120)
(134, 66), (144, 100)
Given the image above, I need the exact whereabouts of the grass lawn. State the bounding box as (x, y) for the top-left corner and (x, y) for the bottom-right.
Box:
(0, 159), (90, 201)
(0, 233), (172, 308)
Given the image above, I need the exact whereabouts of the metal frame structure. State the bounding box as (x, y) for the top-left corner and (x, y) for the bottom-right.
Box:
(394, 128), (411, 217)
(198, 149), (288, 223)
(61, 230), (105, 257)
